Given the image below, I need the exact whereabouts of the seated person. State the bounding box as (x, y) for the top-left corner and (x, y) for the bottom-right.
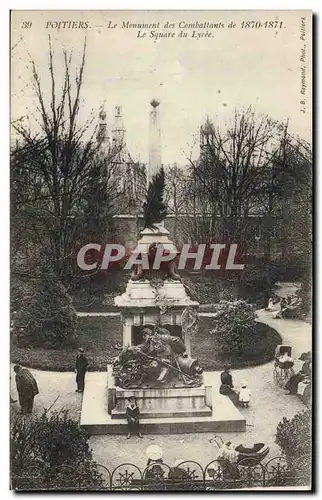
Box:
(215, 442), (240, 480)
(273, 299), (287, 318)
(216, 442), (239, 464)
(219, 365), (239, 405)
(145, 444), (164, 480)
(278, 352), (293, 364)
(281, 297), (288, 309)
(168, 459), (189, 480)
(126, 396), (143, 439)
(284, 352), (311, 394)
(145, 458), (164, 480)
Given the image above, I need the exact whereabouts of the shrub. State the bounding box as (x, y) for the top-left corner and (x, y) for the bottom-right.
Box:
(275, 409), (311, 464)
(209, 300), (256, 354)
(11, 410), (104, 490)
(14, 268), (77, 349)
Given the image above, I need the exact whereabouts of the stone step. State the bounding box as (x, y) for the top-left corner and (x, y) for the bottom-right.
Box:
(81, 416), (246, 435)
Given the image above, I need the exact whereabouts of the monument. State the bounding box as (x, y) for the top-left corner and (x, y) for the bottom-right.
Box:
(108, 220), (214, 423)
(80, 101), (245, 434)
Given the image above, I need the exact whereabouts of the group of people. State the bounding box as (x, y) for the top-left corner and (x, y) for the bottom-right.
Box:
(144, 444), (190, 481)
(12, 347), (143, 440)
(12, 342), (310, 440)
(219, 351), (311, 408)
(266, 294), (302, 319)
(219, 365), (251, 408)
(11, 347), (89, 415)
(284, 351), (312, 395)
(126, 366), (253, 440)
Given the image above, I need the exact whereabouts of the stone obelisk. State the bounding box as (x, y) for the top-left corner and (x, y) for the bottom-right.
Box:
(147, 99), (162, 187)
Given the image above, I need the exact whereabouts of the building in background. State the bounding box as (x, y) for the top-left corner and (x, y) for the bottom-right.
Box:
(96, 104), (146, 223)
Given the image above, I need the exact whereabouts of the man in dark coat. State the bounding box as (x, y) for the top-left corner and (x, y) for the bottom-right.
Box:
(14, 365), (39, 414)
(75, 348), (89, 393)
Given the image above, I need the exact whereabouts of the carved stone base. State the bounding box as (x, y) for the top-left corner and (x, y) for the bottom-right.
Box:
(110, 386), (213, 419)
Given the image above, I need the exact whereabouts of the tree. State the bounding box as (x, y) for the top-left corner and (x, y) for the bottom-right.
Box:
(80, 152), (120, 245)
(259, 122), (312, 262)
(188, 108), (280, 254)
(143, 167), (167, 230)
(11, 37), (122, 277)
(185, 108), (312, 271)
(124, 161), (147, 216)
(14, 265), (77, 348)
(179, 175), (219, 246)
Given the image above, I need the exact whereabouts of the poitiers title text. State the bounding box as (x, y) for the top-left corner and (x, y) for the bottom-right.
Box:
(20, 19), (286, 41)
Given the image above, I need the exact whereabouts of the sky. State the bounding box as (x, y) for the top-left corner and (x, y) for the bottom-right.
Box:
(11, 10), (312, 165)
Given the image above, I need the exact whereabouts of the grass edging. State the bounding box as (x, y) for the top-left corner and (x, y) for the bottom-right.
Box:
(11, 315), (282, 372)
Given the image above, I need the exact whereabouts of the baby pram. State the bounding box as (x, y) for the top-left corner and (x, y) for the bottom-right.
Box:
(210, 436), (270, 466)
(273, 345), (294, 385)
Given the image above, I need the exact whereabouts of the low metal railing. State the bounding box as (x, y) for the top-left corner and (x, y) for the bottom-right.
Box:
(12, 455), (311, 491)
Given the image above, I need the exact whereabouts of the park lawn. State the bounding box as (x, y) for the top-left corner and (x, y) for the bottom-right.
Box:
(11, 316), (122, 371)
(11, 315), (282, 372)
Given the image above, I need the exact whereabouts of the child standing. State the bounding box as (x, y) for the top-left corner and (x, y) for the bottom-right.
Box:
(238, 380), (251, 408)
(126, 396), (143, 439)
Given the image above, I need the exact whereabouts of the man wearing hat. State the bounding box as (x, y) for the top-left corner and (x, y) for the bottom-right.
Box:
(75, 348), (89, 393)
(13, 364), (39, 414)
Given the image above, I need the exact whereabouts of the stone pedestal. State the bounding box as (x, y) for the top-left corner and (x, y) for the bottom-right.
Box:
(107, 365), (212, 420)
(115, 279), (198, 354)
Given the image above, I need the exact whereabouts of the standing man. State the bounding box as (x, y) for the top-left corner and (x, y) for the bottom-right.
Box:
(75, 348), (89, 393)
(14, 365), (39, 414)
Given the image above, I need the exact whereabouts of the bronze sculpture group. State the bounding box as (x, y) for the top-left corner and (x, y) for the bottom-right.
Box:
(113, 327), (203, 389)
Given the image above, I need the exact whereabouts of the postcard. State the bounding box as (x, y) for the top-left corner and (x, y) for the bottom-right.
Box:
(10, 10), (312, 491)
